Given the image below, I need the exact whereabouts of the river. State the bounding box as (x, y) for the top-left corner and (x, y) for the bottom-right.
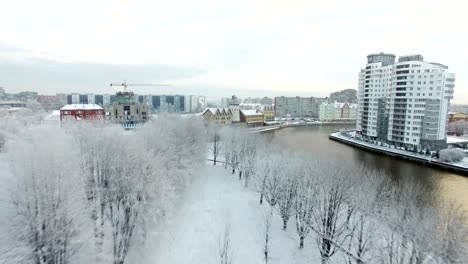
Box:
(266, 124), (468, 218)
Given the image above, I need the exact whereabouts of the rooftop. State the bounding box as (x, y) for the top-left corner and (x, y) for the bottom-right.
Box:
(60, 104), (103, 110)
(241, 109), (262, 116)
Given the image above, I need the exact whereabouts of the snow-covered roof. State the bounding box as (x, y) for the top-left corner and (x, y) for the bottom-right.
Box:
(202, 108), (232, 116)
(447, 137), (468, 144)
(203, 108), (218, 115)
(241, 109), (262, 116)
(255, 104), (274, 111)
(60, 104), (103, 110)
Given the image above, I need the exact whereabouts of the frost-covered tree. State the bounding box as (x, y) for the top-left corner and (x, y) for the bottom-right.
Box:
(222, 127), (242, 175)
(434, 202), (468, 264)
(439, 148), (465, 162)
(309, 167), (353, 264)
(294, 174), (316, 249)
(72, 124), (122, 261)
(106, 140), (156, 264)
(264, 157), (282, 207)
(377, 177), (439, 264)
(342, 167), (387, 264)
(208, 123), (222, 165)
(276, 160), (299, 230)
(238, 134), (258, 187)
(5, 126), (84, 264)
(263, 213), (272, 264)
(253, 150), (281, 205)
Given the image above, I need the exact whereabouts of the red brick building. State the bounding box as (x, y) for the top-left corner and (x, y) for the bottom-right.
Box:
(60, 104), (105, 123)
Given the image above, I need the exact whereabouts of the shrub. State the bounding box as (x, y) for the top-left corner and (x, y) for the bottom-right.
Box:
(439, 148), (465, 162)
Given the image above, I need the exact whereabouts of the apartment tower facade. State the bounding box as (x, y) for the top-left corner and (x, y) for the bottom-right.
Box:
(356, 53), (456, 150)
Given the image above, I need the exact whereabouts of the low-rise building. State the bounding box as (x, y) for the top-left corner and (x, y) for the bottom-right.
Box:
(255, 105), (275, 122)
(202, 108), (233, 125)
(240, 109), (264, 127)
(60, 104), (105, 123)
(319, 102), (358, 121)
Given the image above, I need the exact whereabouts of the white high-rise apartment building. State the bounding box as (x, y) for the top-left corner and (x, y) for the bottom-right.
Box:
(357, 53), (455, 150)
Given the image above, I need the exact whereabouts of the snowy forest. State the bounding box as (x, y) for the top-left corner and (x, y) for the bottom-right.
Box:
(0, 110), (467, 264)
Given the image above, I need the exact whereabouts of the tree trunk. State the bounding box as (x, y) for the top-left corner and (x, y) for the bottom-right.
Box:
(283, 219), (287, 230)
(239, 170), (242, 180)
(321, 256), (327, 264)
(213, 157), (216, 165)
(299, 236), (304, 249)
(232, 168), (235, 174)
(260, 193), (263, 205)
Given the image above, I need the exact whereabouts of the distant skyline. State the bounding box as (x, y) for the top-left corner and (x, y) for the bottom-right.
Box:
(1, 0), (467, 103)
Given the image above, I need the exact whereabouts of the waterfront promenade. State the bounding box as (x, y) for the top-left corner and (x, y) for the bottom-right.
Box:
(329, 131), (468, 175)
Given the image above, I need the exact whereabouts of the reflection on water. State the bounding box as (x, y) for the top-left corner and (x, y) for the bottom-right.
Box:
(266, 125), (468, 217)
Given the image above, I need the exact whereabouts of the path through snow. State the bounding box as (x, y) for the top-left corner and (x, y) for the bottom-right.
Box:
(143, 165), (319, 264)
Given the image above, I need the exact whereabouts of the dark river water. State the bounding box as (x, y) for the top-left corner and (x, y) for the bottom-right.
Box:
(266, 125), (468, 217)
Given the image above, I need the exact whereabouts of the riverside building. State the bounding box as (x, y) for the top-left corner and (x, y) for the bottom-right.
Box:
(356, 53), (456, 150)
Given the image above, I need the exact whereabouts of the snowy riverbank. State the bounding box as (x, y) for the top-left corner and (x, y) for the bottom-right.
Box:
(329, 131), (468, 175)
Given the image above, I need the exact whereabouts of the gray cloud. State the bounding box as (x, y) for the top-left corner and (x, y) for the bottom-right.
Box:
(0, 56), (206, 94)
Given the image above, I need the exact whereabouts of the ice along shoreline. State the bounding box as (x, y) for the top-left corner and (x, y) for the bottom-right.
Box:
(329, 131), (468, 176)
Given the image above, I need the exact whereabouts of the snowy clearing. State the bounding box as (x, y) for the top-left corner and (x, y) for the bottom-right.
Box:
(145, 164), (319, 264)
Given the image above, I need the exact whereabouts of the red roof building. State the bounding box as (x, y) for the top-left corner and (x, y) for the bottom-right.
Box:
(60, 104), (105, 123)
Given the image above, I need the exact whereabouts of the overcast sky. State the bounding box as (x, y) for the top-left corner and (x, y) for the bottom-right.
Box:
(1, 0), (467, 103)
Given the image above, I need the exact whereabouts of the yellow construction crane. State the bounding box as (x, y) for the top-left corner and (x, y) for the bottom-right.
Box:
(110, 81), (171, 92)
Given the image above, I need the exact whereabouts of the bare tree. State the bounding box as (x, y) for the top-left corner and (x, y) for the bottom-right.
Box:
(222, 128), (242, 175)
(294, 175), (316, 249)
(433, 202), (468, 264)
(341, 168), (389, 264)
(377, 177), (439, 264)
(208, 123), (222, 165)
(309, 168), (353, 264)
(276, 161), (298, 230)
(253, 152), (278, 205)
(264, 159), (282, 208)
(263, 213), (272, 264)
(239, 134), (258, 187)
(448, 120), (467, 136)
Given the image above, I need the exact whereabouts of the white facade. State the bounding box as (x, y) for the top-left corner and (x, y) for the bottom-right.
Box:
(357, 53), (456, 149)
(228, 95), (240, 122)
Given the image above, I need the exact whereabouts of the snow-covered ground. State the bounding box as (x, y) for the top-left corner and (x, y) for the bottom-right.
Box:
(331, 131), (432, 161)
(142, 164), (320, 264)
(454, 157), (468, 168)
